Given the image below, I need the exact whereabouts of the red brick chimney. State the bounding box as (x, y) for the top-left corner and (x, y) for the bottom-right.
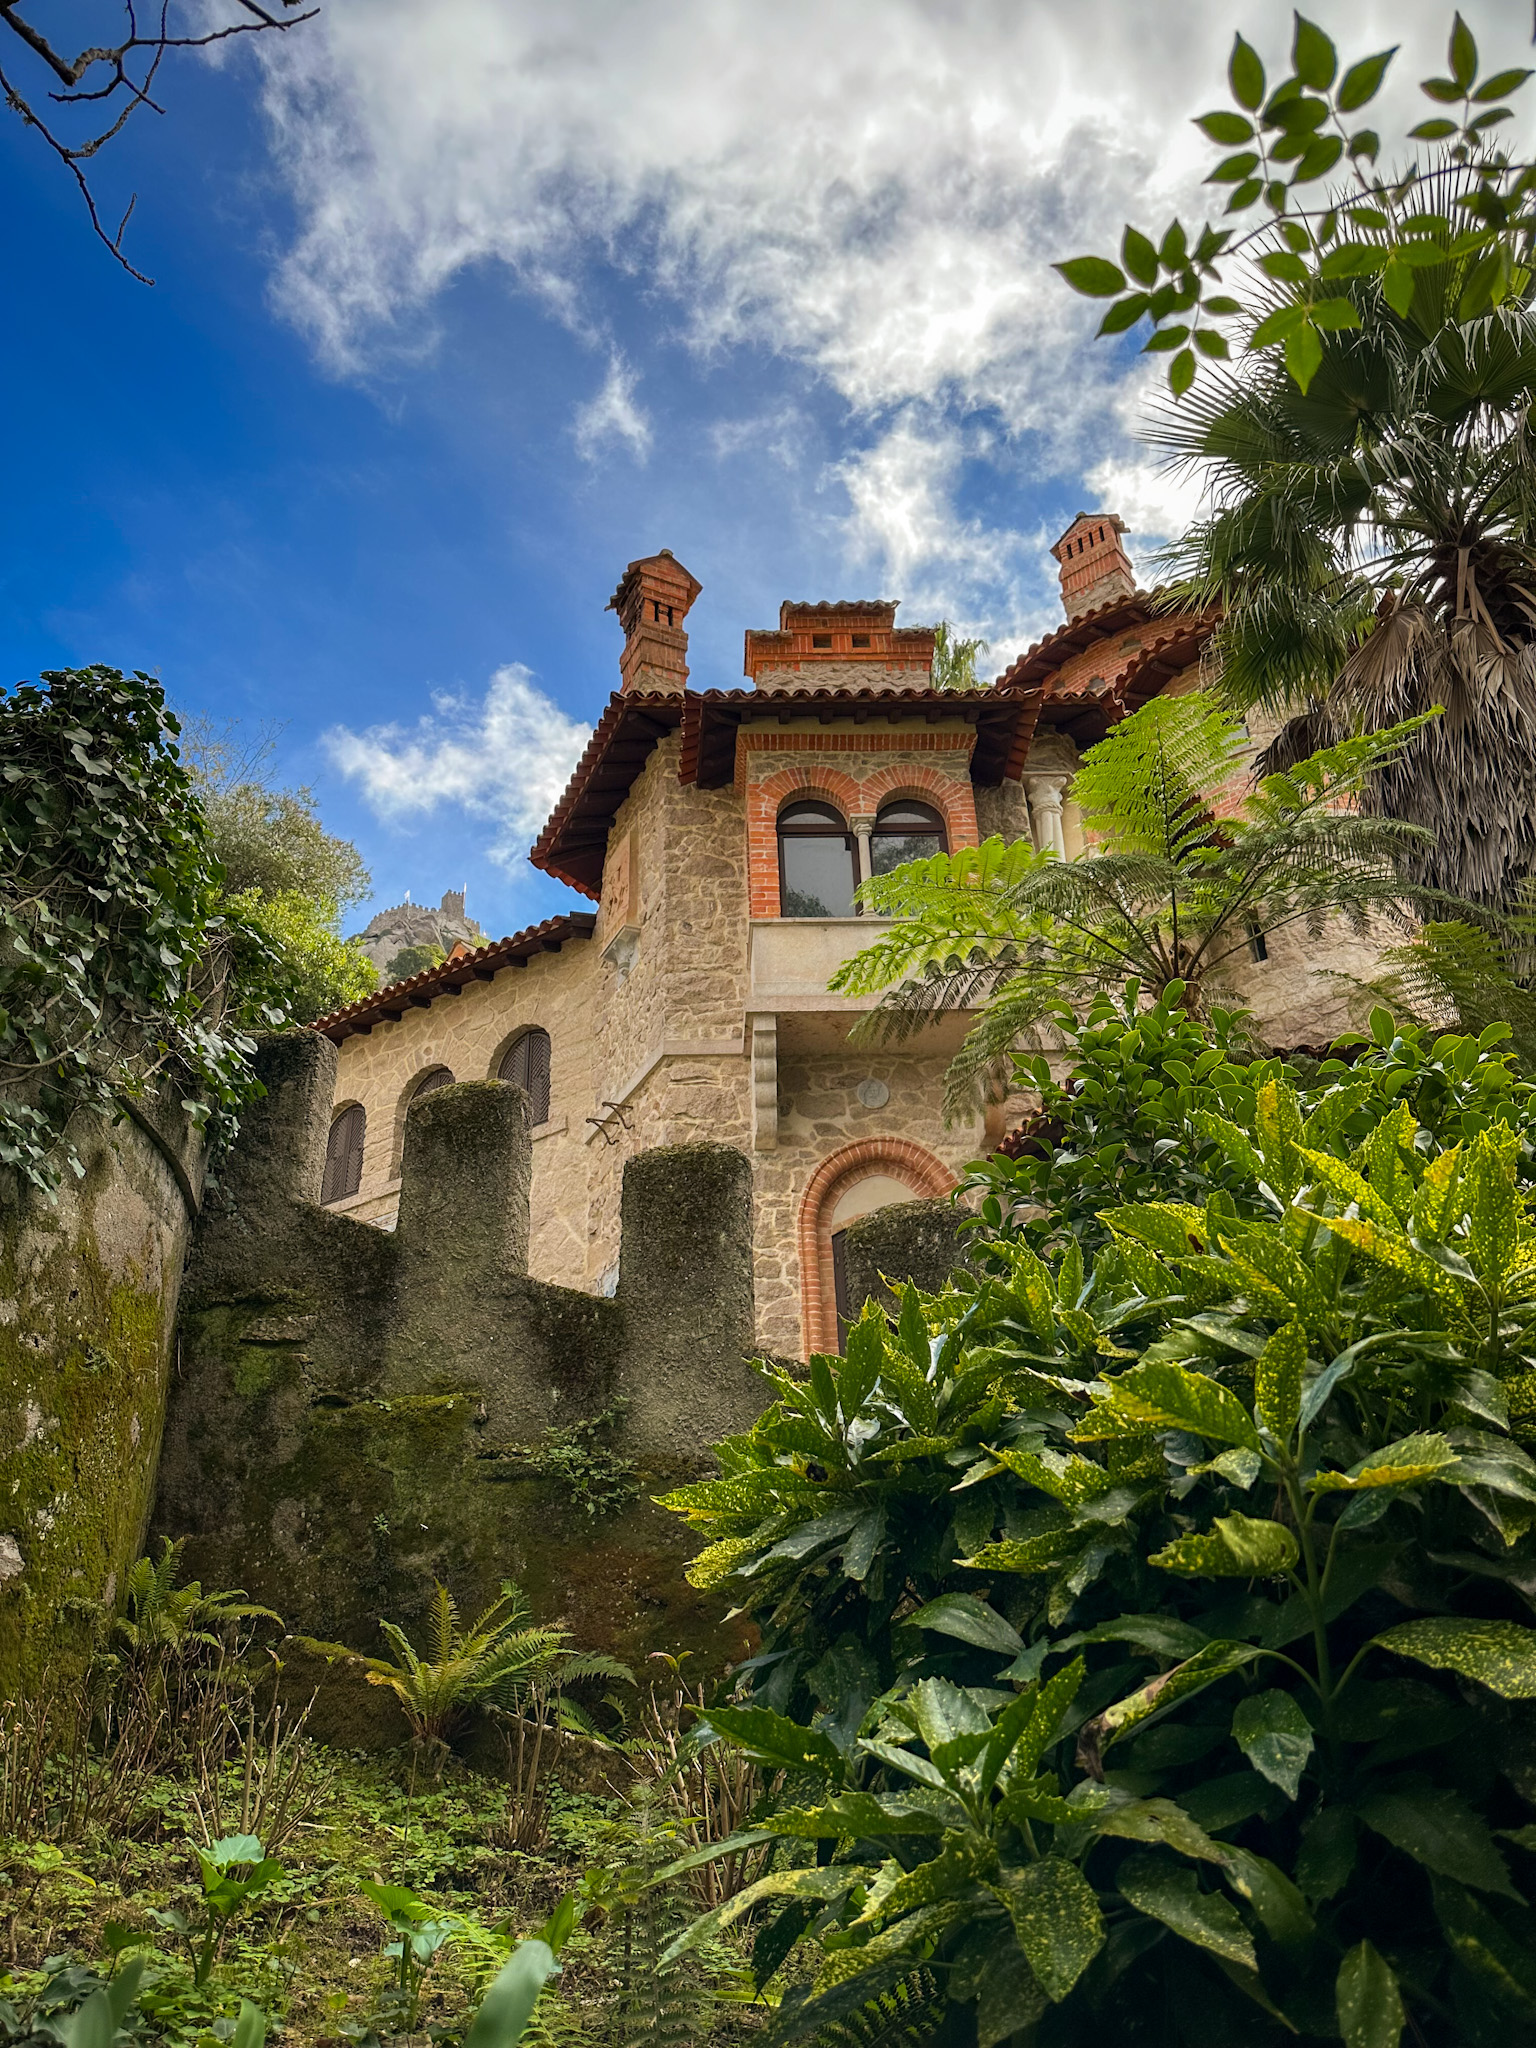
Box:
(607, 550), (703, 694)
(1051, 512), (1136, 621)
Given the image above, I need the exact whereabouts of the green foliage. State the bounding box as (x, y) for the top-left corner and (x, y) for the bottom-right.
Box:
(382, 942), (443, 984)
(928, 622), (990, 693)
(321, 1580), (631, 1752)
(113, 1541), (281, 1664)
(1057, 12), (1536, 395)
(514, 1408), (641, 1520)
(149, 1839), (283, 1987)
(667, 1013), (1536, 2045)
(225, 890), (377, 1027)
(832, 691), (1442, 1116)
(0, 668), (273, 1196)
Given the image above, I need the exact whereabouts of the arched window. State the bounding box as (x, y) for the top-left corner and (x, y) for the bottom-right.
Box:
(829, 1173), (923, 1336)
(870, 798), (947, 876)
(777, 800), (858, 918)
(321, 1103), (365, 1205)
(499, 1028), (552, 1125)
(411, 1066), (455, 1105)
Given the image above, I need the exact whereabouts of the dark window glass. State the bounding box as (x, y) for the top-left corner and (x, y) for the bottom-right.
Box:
(499, 1028), (552, 1124)
(777, 801), (857, 918)
(871, 798), (947, 876)
(321, 1103), (365, 1204)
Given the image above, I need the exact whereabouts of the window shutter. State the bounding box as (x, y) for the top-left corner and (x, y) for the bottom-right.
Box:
(499, 1029), (551, 1125)
(322, 1103), (366, 1204)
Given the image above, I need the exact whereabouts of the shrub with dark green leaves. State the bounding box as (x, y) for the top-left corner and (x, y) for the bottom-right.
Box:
(664, 1022), (1536, 2046)
(0, 668), (277, 1195)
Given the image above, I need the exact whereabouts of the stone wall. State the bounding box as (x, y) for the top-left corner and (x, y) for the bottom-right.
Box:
(154, 1031), (764, 1725)
(0, 1096), (201, 1692)
(328, 929), (601, 1286)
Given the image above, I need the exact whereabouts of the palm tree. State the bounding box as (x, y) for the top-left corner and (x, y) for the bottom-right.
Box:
(930, 620), (990, 691)
(1152, 208), (1536, 914)
(831, 691), (1442, 1115)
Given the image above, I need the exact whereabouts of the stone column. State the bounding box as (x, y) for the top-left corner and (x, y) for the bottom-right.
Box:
(617, 1143), (759, 1466)
(396, 1081), (533, 1283)
(1029, 777), (1069, 859)
(851, 815), (875, 904)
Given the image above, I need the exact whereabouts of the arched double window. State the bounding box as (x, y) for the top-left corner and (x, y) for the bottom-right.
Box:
(777, 800), (857, 918)
(499, 1028), (552, 1125)
(870, 799), (947, 875)
(321, 1103), (365, 1205)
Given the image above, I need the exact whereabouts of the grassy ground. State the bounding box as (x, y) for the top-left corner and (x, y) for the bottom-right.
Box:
(1, 1736), (765, 2045)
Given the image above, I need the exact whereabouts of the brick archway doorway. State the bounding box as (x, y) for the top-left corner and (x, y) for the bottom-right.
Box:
(798, 1137), (955, 1355)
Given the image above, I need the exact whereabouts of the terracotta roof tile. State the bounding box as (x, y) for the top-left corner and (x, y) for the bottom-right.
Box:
(314, 914), (597, 1041)
(527, 691), (685, 896)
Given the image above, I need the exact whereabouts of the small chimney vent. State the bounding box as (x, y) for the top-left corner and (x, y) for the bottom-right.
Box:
(607, 550), (703, 695)
(1051, 512), (1136, 621)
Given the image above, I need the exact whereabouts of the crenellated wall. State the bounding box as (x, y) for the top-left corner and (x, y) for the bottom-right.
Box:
(153, 1030), (766, 1726)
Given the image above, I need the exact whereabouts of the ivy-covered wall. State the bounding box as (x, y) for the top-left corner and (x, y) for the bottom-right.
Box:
(0, 1100), (199, 1693)
(152, 1032), (767, 1737)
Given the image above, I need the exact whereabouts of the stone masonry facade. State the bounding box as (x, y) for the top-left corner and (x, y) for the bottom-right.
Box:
(313, 519), (1380, 1359)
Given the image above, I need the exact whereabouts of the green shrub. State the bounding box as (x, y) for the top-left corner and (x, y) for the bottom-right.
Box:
(663, 1016), (1536, 2045)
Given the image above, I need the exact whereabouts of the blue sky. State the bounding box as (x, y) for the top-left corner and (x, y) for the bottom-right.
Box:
(3, 0), (1526, 938)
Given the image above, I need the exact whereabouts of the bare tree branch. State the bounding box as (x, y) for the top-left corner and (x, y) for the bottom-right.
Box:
(1, 0), (318, 282)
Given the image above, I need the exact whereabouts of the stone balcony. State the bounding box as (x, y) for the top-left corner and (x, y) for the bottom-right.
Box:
(747, 916), (894, 1014)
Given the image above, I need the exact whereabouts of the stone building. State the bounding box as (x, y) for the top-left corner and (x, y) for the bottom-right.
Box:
(311, 517), (1369, 1359)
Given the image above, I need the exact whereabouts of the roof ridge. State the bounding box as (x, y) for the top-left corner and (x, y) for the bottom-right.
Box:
(313, 913), (597, 1039)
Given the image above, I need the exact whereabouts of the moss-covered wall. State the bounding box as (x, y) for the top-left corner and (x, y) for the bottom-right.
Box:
(152, 1033), (762, 1736)
(0, 1099), (199, 1694)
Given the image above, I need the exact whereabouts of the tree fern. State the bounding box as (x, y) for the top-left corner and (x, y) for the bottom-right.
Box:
(834, 692), (1470, 1113)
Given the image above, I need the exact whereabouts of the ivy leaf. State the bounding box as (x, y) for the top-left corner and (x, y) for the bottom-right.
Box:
(1291, 16), (1337, 91)
(1338, 49), (1397, 112)
(1151, 1514), (1298, 1579)
(1231, 1689), (1314, 1799)
(1374, 1617), (1536, 1698)
(1117, 1853), (1258, 1969)
(1229, 35), (1266, 112)
(1055, 257), (1128, 298)
(1336, 1941), (1405, 2048)
(996, 1858), (1105, 2002)
(1358, 1787), (1519, 1899)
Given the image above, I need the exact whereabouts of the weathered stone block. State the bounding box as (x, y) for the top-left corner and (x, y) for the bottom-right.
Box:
(841, 1196), (973, 1318)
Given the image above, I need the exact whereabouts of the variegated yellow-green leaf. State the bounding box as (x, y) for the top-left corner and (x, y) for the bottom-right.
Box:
(996, 1858), (1105, 2002)
(1336, 1939), (1405, 2048)
(1151, 1512), (1298, 1578)
(1117, 1852), (1258, 1969)
(1080, 1641), (1256, 1759)
(992, 1444), (1115, 1507)
(1222, 1845), (1314, 1943)
(1317, 1213), (1455, 1300)
(1005, 1247), (1058, 1342)
(811, 1900), (967, 1993)
(1467, 1128), (1521, 1282)
(660, 1863), (856, 1962)
(1093, 1799), (1228, 1863)
(851, 1831), (993, 1926)
(1412, 1145), (1465, 1241)
(1298, 1146), (1399, 1228)
(1212, 1219), (1330, 1327)
(1374, 1617), (1536, 1698)
(964, 1527), (1083, 1577)
(1309, 1433), (1458, 1493)
(683, 1535), (759, 1590)
(1074, 1361), (1259, 1451)
(1255, 1322), (1307, 1440)
(1101, 1201), (1208, 1259)
(1231, 1689), (1314, 1799)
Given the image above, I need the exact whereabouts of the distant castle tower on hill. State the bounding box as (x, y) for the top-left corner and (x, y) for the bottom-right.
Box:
(353, 889), (483, 977)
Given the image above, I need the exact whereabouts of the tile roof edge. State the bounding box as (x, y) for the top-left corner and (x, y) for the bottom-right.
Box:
(313, 913), (597, 1039)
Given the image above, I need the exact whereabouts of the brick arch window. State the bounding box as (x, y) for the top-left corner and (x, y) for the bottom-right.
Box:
(870, 797), (947, 875)
(798, 1137), (956, 1355)
(321, 1102), (365, 1205)
(777, 799), (858, 919)
(498, 1027), (552, 1125)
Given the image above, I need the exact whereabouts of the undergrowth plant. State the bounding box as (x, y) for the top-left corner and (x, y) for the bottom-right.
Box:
(663, 1010), (1536, 2045)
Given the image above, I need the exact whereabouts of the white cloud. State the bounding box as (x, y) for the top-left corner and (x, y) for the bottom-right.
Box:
(256, 1), (1498, 629)
(573, 353), (652, 462)
(323, 664), (590, 868)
